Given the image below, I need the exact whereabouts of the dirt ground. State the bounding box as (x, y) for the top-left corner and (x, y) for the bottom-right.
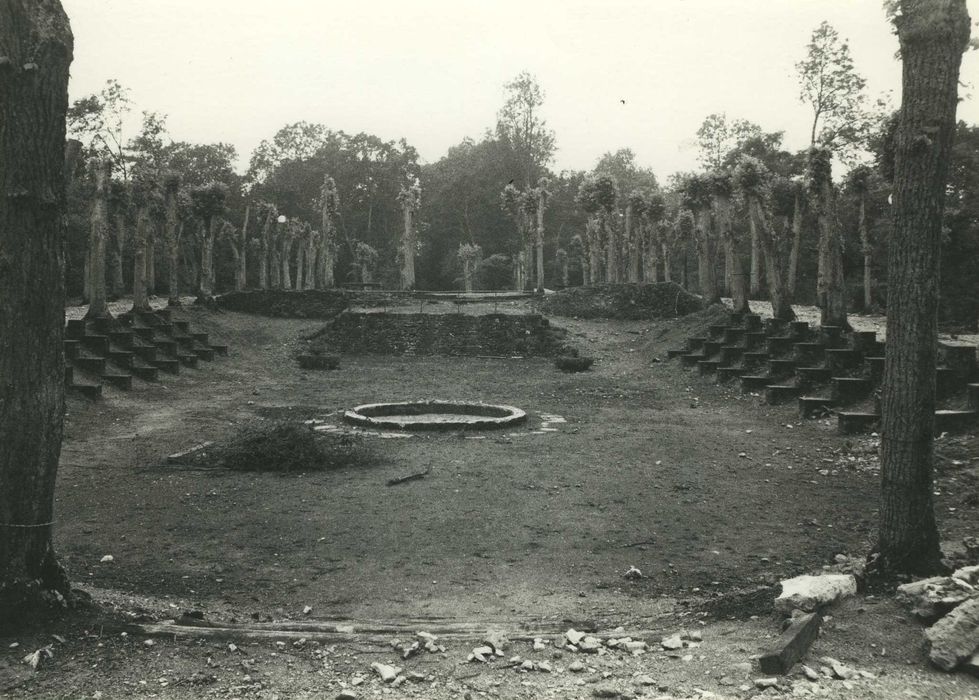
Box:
(2, 300), (977, 699)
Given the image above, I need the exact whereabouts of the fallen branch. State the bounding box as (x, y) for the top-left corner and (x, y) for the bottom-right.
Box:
(387, 468), (430, 486)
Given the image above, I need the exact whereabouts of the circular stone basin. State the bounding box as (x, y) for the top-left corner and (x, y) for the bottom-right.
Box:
(343, 401), (527, 431)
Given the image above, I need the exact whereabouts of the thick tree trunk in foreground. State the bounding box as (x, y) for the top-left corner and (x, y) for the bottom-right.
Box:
(877, 0), (970, 577)
(85, 160), (111, 318)
(0, 0), (74, 620)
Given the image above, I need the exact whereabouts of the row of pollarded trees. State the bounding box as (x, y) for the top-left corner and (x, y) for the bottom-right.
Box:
(81, 166), (427, 314)
(82, 157), (236, 319)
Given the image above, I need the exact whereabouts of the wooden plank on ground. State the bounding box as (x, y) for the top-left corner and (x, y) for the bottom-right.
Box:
(759, 612), (822, 675)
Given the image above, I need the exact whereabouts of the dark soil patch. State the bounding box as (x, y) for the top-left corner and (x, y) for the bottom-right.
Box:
(187, 422), (375, 473)
(217, 290), (352, 318)
(538, 282), (704, 320)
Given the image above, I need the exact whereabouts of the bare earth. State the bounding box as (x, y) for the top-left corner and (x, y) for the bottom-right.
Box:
(1, 300), (977, 699)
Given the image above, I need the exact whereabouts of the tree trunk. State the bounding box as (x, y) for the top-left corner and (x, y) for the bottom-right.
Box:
(877, 0), (970, 577)
(237, 205), (249, 291)
(401, 207), (415, 290)
(145, 225), (156, 296)
(317, 227), (335, 289)
(662, 243), (671, 283)
(605, 213), (617, 284)
(303, 236), (316, 290)
(625, 205), (638, 283)
(0, 0), (74, 620)
(165, 193), (181, 305)
(110, 213), (126, 298)
(86, 160), (111, 318)
(749, 199), (795, 321)
(859, 197), (872, 309)
(693, 211), (719, 304)
(281, 236), (292, 290)
(196, 219), (216, 303)
(749, 218), (762, 296)
(131, 207), (151, 312)
(716, 196), (749, 314)
(295, 237), (305, 290)
(815, 190), (848, 328)
(270, 237), (281, 290)
(788, 193), (803, 296)
(535, 195), (545, 292)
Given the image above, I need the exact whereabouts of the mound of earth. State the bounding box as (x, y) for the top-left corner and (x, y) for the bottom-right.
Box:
(218, 290), (352, 318)
(538, 282), (703, 320)
(307, 311), (572, 357)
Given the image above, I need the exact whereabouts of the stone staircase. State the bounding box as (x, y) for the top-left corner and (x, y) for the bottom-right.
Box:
(668, 312), (979, 435)
(65, 308), (228, 399)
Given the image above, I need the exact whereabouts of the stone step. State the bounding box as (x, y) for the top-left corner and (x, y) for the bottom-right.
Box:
(130, 358), (159, 382)
(939, 343), (978, 381)
(176, 350), (199, 368)
(825, 348), (863, 372)
(799, 396), (835, 419)
(701, 340), (722, 357)
(790, 321), (811, 337)
(719, 346), (744, 365)
(107, 346), (134, 368)
(191, 342), (215, 361)
(742, 351), (770, 367)
(969, 383), (979, 411)
(936, 367), (963, 398)
(681, 353), (707, 368)
(831, 377), (873, 404)
(837, 409), (979, 435)
(698, 359), (721, 376)
(707, 324), (728, 339)
(191, 331), (209, 345)
(838, 411), (880, 435)
(766, 337), (795, 356)
(797, 366), (832, 387)
(765, 384), (801, 405)
(848, 331), (879, 352)
(742, 374), (776, 392)
(63, 338), (80, 359)
(172, 320), (191, 334)
(717, 366), (751, 383)
(65, 318), (88, 339)
(935, 409), (979, 433)
(865, 356), (885, 382)
(101, 371), (133, 390)
(72, 354), (105, 375)
(151, 355), (181, 374)
(793, 342), (826, 365)
(66, 377), (101, 400)
(722, 328), (746, 345)
(744, 331), (768, 350)
(819, 325), (844, 346)
(767, 358), (797, 376)
(666, 349), (686, 359)
(80, 333), (110, 355)
(686, 337), (706, 351)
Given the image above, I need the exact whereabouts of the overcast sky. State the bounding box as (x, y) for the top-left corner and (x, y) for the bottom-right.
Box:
(62, 0), (979, 179)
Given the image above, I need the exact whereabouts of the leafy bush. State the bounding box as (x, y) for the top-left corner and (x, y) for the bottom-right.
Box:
(555, 355), (594, 373)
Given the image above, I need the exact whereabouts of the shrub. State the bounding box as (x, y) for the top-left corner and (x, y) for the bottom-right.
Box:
(555, 355), (594, 373)
(216, 422), (373, 473)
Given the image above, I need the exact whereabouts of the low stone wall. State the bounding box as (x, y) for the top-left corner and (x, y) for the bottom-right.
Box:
(218, 290), (353, 319)
(538, 282), (704, 320)
(307, 311), (572, 357)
